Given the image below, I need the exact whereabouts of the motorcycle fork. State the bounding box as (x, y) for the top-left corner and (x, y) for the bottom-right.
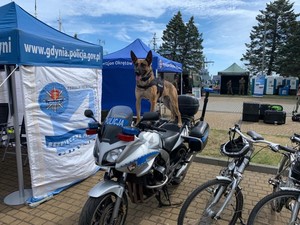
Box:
(109, 173), (127, 225)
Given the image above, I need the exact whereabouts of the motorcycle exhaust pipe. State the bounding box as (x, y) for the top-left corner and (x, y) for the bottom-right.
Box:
(176, 154), (195, 178)
(185, 153), (195, 163)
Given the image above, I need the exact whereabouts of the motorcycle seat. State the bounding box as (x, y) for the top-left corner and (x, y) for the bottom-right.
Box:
(159, 123), (180, 151)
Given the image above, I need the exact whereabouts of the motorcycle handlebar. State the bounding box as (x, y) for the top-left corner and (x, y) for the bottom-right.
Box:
(149, 125), (167, 132)
(137, 121), (167, 132)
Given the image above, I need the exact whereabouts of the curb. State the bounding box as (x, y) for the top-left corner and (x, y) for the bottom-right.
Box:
(195, 155), (278, 175)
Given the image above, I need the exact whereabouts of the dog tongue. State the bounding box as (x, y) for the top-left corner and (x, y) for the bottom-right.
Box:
(136, 75), (141, 81)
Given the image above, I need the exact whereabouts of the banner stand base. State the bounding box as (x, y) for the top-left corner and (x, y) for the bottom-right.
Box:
(4, 189), (32, 206)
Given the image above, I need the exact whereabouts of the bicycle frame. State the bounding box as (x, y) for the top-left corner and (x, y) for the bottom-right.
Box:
(207, 124), (297, 221)
(210, 147), (254, 219)
(291, 196), (300, 223)
(270, 152), (296, 188)
(178, 124), (299, 225)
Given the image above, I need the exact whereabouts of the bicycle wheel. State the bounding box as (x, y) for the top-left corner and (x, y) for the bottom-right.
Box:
(178, 179), (243, 225)
(247, 190), (300, 225)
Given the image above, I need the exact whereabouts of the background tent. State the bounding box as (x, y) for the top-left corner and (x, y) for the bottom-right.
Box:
(0, 2), (102, 206)
(218, 63), (250, 95)
(102, 38), (182, 114)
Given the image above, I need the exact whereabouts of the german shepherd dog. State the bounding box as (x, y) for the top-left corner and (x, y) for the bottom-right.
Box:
(130, 50), (182, 126)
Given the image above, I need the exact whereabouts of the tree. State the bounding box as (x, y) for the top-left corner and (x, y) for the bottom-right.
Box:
(277, 21), (300, 76)
(158, 11), (186, 63)
(182, 16), (204, 74)
(241, 0), (299, 76)
(158, 12), (204, 75)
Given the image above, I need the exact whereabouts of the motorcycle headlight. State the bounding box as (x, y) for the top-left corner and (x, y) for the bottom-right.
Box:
(105, 148), (124, 163)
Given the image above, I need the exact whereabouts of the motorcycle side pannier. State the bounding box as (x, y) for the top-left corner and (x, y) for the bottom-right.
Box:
(178, 95), (199, 117)
(189, 121), (210, 152)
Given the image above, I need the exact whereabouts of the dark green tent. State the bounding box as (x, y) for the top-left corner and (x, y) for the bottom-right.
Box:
(218, 63), (250, 95)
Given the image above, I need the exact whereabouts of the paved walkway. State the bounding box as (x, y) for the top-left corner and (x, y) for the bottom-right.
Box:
(0, 95), (299, 225)
(0, 155), (277, 225)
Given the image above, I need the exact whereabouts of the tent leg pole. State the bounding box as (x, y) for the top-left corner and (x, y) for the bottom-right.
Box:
(4, 65), (32, 206)
(180, 73), (183, 95)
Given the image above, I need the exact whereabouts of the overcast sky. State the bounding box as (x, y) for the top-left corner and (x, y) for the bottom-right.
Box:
(2, 0), (300, 75)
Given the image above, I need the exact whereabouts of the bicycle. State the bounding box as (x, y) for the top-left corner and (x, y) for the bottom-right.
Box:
(177, 123), (295, 225)
(247, 135), (300, 225)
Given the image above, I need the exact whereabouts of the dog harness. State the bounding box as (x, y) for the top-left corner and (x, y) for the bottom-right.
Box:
(137, 77), (164, 98)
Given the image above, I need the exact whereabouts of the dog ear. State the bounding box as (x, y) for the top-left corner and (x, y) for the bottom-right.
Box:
(130, 51), (138, 63)
(145, 50), (152, 65)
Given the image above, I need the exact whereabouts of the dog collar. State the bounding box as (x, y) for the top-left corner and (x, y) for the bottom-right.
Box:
(140, 70), (152, 82)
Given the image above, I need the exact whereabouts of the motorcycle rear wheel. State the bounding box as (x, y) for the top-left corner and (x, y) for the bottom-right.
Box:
(78, 193), (128, 225)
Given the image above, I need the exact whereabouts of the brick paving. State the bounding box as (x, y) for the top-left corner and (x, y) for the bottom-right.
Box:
(0, 156), (277, 225)
(0, 95), (299, 225)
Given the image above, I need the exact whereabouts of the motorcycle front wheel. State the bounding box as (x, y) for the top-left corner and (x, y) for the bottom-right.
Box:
(78, 193), (128, 225)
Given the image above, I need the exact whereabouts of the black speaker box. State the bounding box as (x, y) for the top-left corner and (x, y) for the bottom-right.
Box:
(264, 110), (286, 125)
(259, 104), (270, 120)
(242, 102), (259, 122)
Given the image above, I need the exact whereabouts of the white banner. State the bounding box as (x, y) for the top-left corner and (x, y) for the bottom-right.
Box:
(20, 66), (101, 204)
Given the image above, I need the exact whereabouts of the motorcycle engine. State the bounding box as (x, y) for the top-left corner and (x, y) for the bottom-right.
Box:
(126, 156), (169, 203)
(147, 156), (167, 185)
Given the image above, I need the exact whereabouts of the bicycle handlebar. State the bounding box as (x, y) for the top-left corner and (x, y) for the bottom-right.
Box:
(230, 124), (296, 154)
(277, 144), (296, 153)
(291, 135), (300, 144)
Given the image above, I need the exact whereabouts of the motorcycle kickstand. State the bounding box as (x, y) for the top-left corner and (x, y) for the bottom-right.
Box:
(155, 186), (182, 207)
(156, 186), (171, 207)
(238, 214), (245, 225)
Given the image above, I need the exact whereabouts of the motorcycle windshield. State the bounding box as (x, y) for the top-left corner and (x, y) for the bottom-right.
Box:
(101, 106), (133, 144)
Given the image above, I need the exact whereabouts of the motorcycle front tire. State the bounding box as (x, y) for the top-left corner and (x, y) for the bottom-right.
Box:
(78, 193), (128, 225)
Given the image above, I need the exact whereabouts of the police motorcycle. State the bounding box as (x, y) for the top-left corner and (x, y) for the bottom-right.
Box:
(78, 90), (212, 225)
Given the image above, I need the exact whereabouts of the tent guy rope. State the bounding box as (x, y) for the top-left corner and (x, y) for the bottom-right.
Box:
(0, 65), (18, 88)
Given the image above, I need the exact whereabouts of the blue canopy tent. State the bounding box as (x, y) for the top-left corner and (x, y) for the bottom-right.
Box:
(0, 2), (102, 206)
(0, 2), (102, 67)
(102, 38), (182, 114)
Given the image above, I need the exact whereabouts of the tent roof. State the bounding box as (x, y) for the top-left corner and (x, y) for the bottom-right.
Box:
(104, 38), (151, 60)
(218, 63), (249, 75)
(103, 38), (182, 73)
(0, 2), (102, 68)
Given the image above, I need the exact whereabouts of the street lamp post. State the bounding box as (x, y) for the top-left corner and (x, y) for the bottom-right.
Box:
(261, 16), (267, 75)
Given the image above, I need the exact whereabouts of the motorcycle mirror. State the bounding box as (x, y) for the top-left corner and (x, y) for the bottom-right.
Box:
(84, 109), (94, 118)
(84, 109), (98, 122)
